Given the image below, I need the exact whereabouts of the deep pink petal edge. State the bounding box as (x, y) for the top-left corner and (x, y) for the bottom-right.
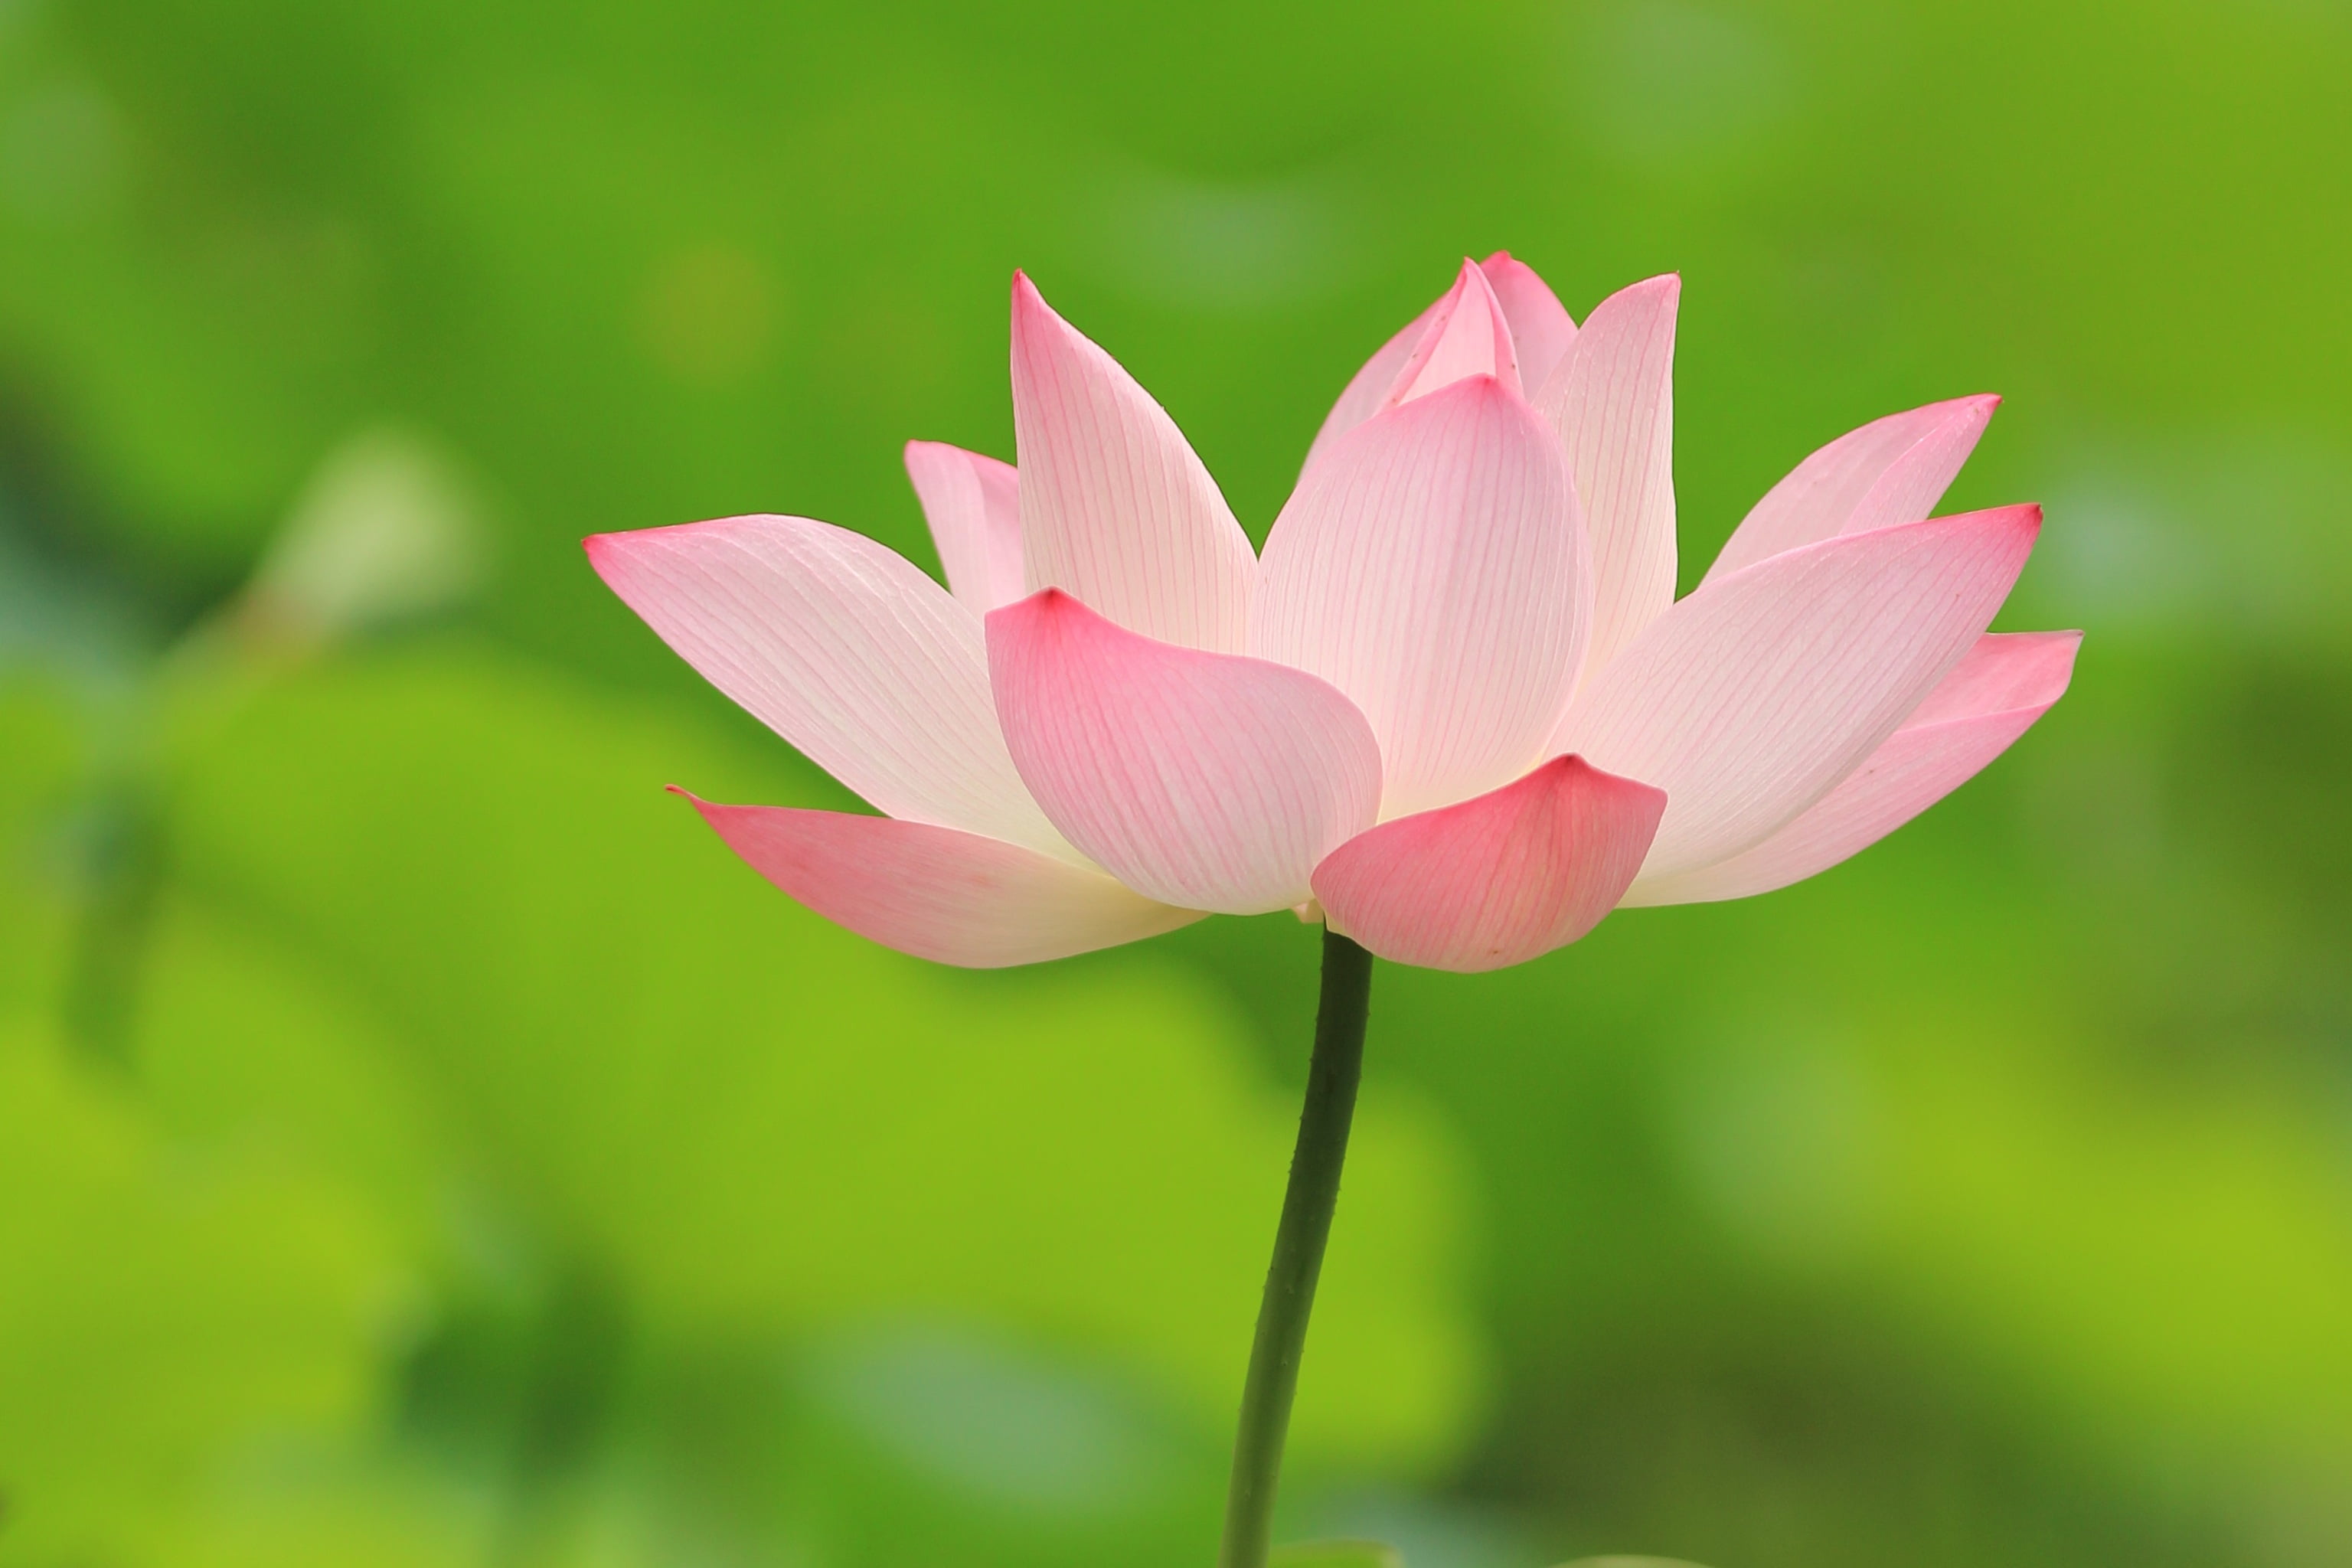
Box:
(1312, 756), (1665, 972)
(987, 588), (1383, 915)
(678, 790), (1201, 966)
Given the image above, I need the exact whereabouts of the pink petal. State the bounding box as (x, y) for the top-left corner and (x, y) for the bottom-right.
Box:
(1312, 756), (1665, 972)
(1009, 273), (1257, 653)
(986, 589), (1382, 914)
(1256, 375), (1586, 819)
(1534, 275), (1681, 680)
(1382, 258), (1522, 408)
(1479, 250), (1577, 393)
(1550, 505), (2043, 880)
(678, 792), (1203, 966)
(1704, 395), (2000, 583)
(1624, 630), (2079, 905)
(903, 439), (1025, 611)
(585, 514), (1070, 858)
(1301, 297), (1442, 476)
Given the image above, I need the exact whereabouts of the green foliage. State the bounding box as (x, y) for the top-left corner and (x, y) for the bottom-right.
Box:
(156, 643), (1479, 1471)
(1272, 1540), (1406, 1568)
(0, 1023), (402, 1564)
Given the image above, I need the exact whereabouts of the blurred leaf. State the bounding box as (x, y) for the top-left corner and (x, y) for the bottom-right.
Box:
(158, 640), (1484, 1475)
(134, 890), (452, 1263)
(0, 1023), (406, 1564)
(1272, 1538), (1406, 1568)
(0, 675), (81, 1023)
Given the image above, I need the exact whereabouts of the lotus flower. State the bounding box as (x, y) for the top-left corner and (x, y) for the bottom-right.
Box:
(588, 255), (2076, 972)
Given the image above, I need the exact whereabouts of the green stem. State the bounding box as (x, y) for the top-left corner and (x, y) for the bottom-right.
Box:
(1217, 927), (1376, 1568)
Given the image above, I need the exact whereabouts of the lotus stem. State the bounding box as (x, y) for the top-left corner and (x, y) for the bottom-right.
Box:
(1217, 926), (1375, 1568)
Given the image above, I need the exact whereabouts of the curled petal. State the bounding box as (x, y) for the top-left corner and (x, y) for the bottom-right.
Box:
(585, 514), (1070, 858)
(1552, 505), (2043, 880)
(1705, 394), (1999, 583)
(1382, 258), (1521, 407)
(1536, 275), (1680, 680)
(1011, 273), (1256, 652)
(1624, 630), (2080, 904)
(1312, 756), (1664, 972)
(987, 589), (1382, 915)
(904, 439), (1025, 611)
(679, 792), (1201, 966)
(1302, 298), (1441, 477)
(1479, 250), (1577, 393)
(1257, 375), (1586, 819)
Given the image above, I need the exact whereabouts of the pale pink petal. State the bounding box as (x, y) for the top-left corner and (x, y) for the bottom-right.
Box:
(1382, 258), (1522, 407)
(1624, 630), (2079, 905)
(1256, 375), (1587, 819)
(1550, 505), (2043, 879)
(1479, 250), (1577, 393)
(1704, 395), (2000, 583)
(678, 791), (1202, 967)
(903, 439), (1025, 611)
(987, 590), (1382, 914)
(1312, 756), (1664, 972)
(1010, 273), (1257, 653)
(586, 514), (1071, 859)
(1535, 275), (1680, 680)
(1301, 297), (1442, 476)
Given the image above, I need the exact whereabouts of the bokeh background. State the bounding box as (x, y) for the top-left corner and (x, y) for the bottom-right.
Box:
(3, 1), (2348, 1565)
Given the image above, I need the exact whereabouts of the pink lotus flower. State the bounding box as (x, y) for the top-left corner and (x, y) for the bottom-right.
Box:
(588, 255), (2076, 973)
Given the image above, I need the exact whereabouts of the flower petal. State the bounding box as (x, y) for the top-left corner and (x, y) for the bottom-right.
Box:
(987, 589), (1382, 914)
(1256, 375), (1586, 819)
(1301, 297), (1442, 476)
(1009, 273), (1257, 652)
(1704, 394), (2000, 583)
(1479, 250), (1577, 393)
(1623, 629), (2079, 905)
(1312, 756), (1664, 972)
(677, 790), (1202, 966)
(1534, 275), (1680, 680)
(585, 514), (1070, 858)
(1382, 258), (1522, 407)
(1550, 505), (2043, 879)
(903, 439), (1025, 611)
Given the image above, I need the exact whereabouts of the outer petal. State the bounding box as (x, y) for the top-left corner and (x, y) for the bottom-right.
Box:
(586, 514), (1072, 858)
(1535, 275), (1680, 681)
(1312, 756), (1664, 972)
(1010, 273), (1256, 652)
(903, 439), (1025, 611)
(1256, 375), (1586, 819)
(677, 791), (1201, 967)
(987, 589), (1382, 914)
(1550, 505), (2043, 880)
(1704, 395), (2000, 583)
(1622, 630), (2079, 905)
(1479, 250), (1577, 393)
(1382, 258), (1522, 407)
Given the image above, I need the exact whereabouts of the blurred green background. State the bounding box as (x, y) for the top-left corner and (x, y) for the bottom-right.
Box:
(2, 0), (2347, 1564)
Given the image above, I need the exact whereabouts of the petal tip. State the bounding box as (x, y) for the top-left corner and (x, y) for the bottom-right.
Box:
(986, 583), (1081, 639)
(1010, 269), (1053, 322)
(1547, 752), (1669, 812)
